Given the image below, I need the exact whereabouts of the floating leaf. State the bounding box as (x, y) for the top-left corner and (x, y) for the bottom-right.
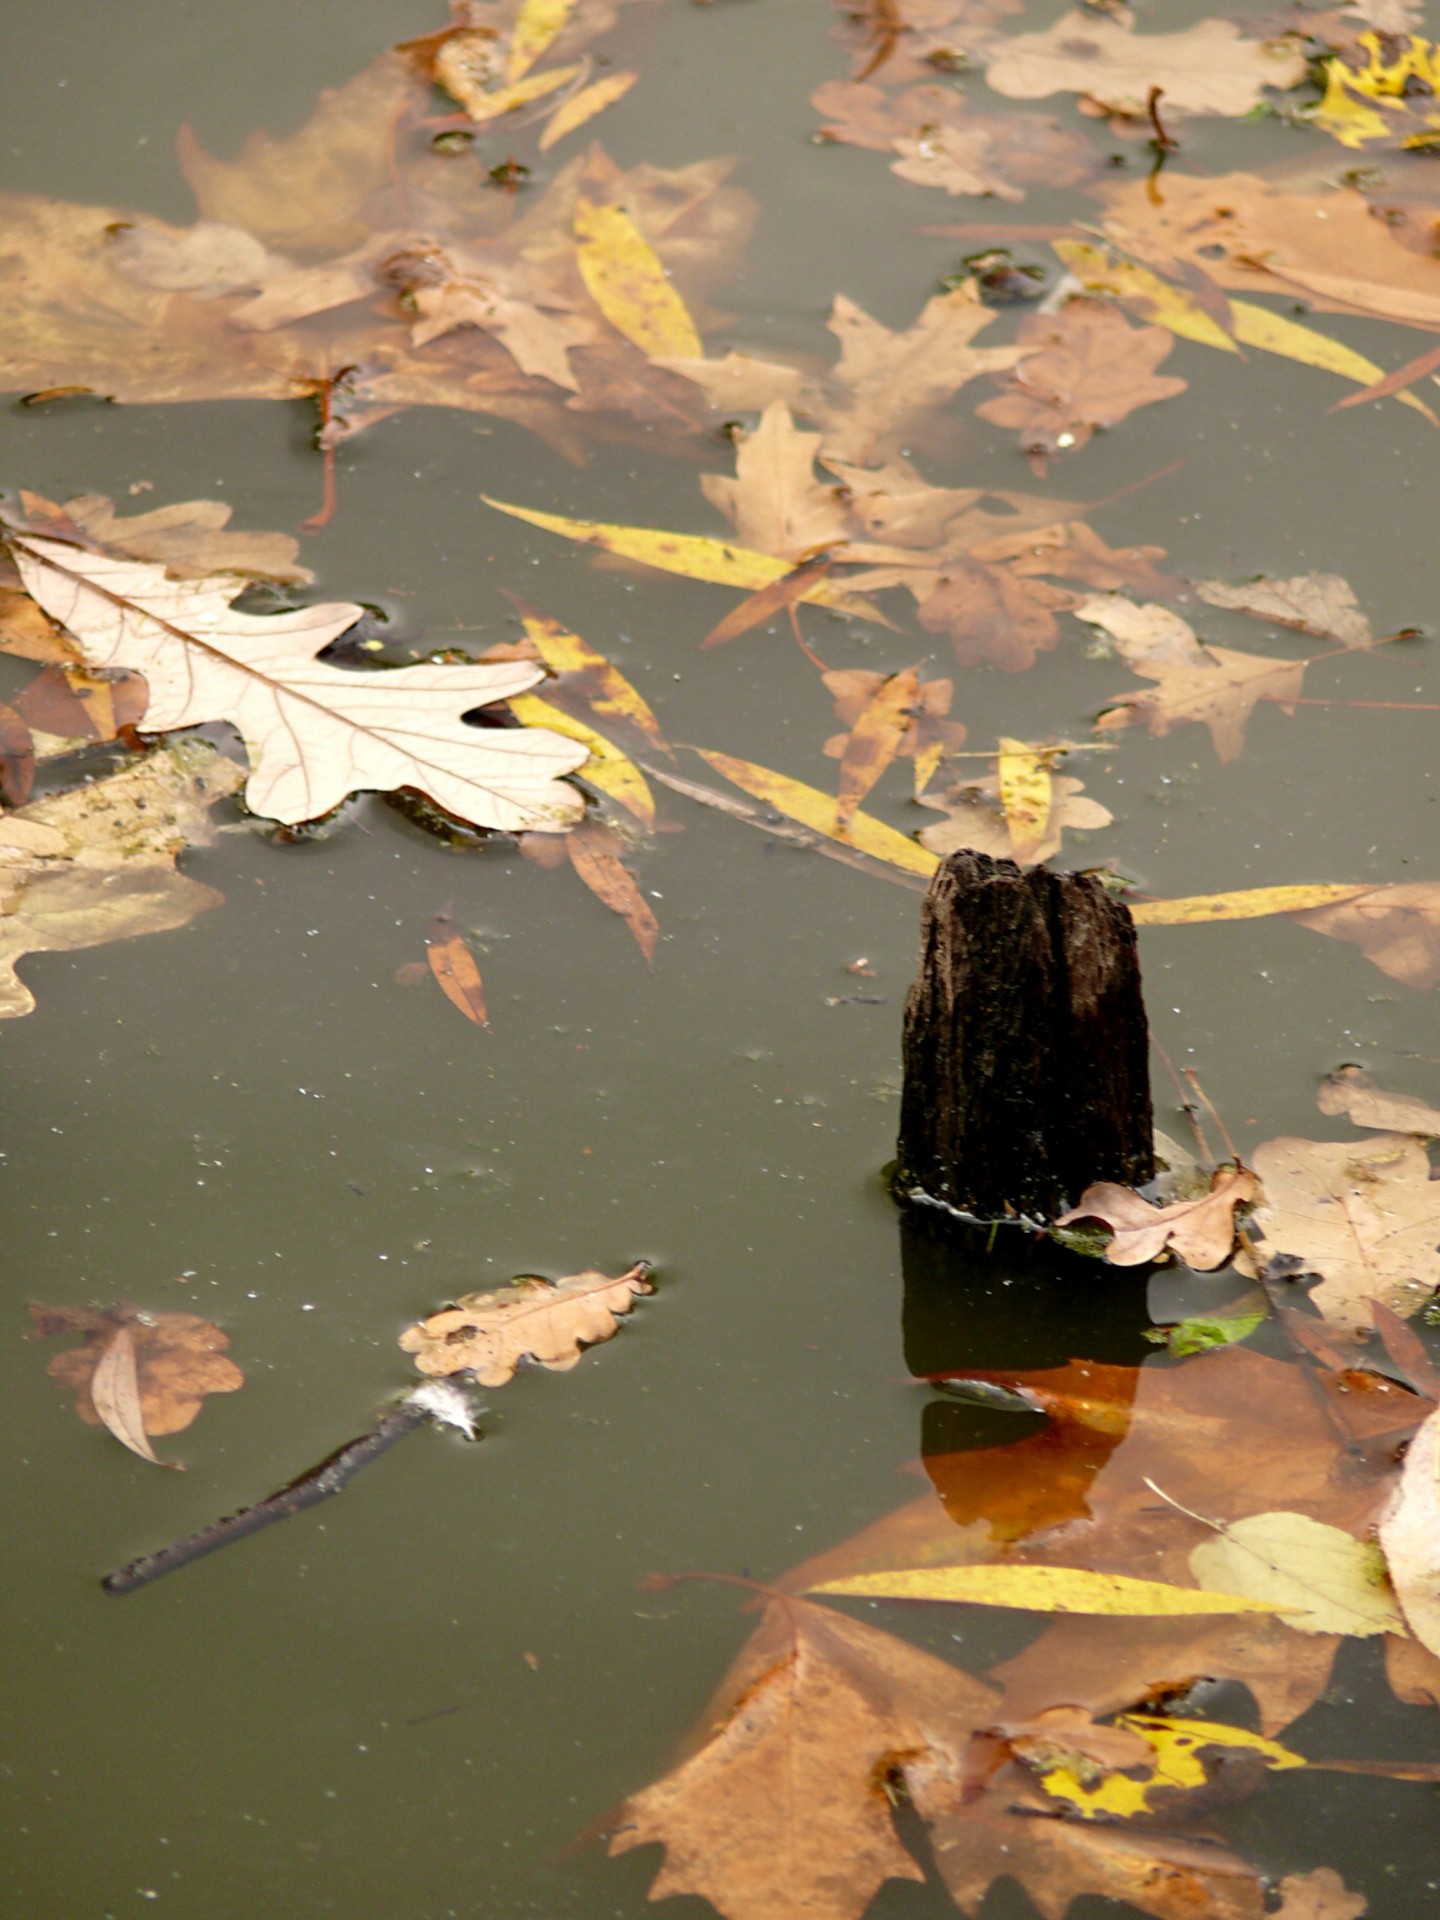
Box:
(33, 1301), (244, 1446)
(996, 738), (1052, 863)
(1314, 32), (1440, 149)
(1190, 1512), (1403, 1636)
(509, 690), (654, 828)
(507, 0), (574, 81)
(1317, 1064), (1440, 1136)
(1130, 884), (1370, 925)
(1197, 574), (1373, 648)
(1056, 1167), (1257, 1270)
(10, 534), (586, 831)
(694, 747), (938, 876)
(1038, 1713), (1307, 1820)
(985, 12), (1305, 117)
(700, 401), (850, 558)
(1378, 1407), (1440, 1657)
(399, 1263), (653, 1386)
(516, 609), (668, 755)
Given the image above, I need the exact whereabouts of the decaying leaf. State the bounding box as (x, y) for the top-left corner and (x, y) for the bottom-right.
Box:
(573, 193), (703, 361)
(1244, 1133), (1440, 1330)
(1292, 883), (1440, 991)
(1097, 642), (1306, 764)
(399, 1262), (653, 1385)
(540, 70), (639, 150)
(1314, 31), (1440, 149)
(1378, 1406), (1440, 1656)
(1189, 1511), (1404, 1636)
(984, 12), (1306, 118)
(33, 1301), (244, 1448)
(426, 902), (489, 1028)
(1056, 1167), (1257, 1269)
(0, 740), (242, 1019)
(976, 300), (1186, 457)
(10, 534), (587, 831)
(1317, 1064), (1440, 1136)
(695, 748), (938, 877)
(1272, 1868), (1368, 1920)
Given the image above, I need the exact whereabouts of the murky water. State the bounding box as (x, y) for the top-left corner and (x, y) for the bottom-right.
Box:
(4, 0), (1440, 1915)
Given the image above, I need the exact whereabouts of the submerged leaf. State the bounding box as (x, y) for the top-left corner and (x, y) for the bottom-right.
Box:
(574, 195), (703, 360)
(695, 748), (938, 876)
(566, 820), (659, 960)
(34, 1301), (244, 1442)
(809, 1564), (1278, 1615)
(1189, 1511), (1403, 1635)
(90, 1327), (168, 1465)
(426, 903), (489, 1028)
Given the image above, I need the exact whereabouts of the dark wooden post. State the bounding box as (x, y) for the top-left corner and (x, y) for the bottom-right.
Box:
(895, 852), (1153, 1223)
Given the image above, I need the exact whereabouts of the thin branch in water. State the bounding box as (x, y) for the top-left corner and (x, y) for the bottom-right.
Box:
(1146, 85), (1179, 155)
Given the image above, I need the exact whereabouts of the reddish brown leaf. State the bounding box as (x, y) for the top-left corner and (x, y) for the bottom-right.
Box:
(702, 555), (835, 650)
(425, 902), (489, 1028)
(0, 701), (35, 806)
(567, 821), (658, 961)
(13, 664), (149, 744)
(977, 299), (1187, 456)
(0, 586), (81, 664)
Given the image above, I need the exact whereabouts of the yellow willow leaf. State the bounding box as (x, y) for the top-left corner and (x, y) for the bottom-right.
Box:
(509, 691), (653, 828)
(520, 613), (668, 752)
(809, 1564), (1277, 1613)
(539, 70), (637, 150)
(1052, 242), (1238, 352)
(912, 740), (946, 798)
(573, 196), (703, 360)
(1231, 299), (1438, 424)
(997, 738), (1052, 865)
(507, 0), (574, 80)
(463, 63), (581, 124)
(1131, 883), (1372, 925)
(481, 497), (881, 617)
(695, 749), (939, 877)
(1040, 1714), (1306, 1821)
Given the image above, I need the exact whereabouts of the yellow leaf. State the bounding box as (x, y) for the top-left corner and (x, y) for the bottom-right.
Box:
(1052, 242), (1237, 352)
(481, 496), (882, 617)
(807, 1565), (1277, 1614)
(519, 613), (668, 753)
(695, 749), (939, 877)
(458, 62), (582, 125)
(509, 691), (654, 828)
(996, 739), (1052, 865)
(574, 196), (703, 360)
(1040, 1714), (1306, 1820)
(1314, 32), (1440, 150)
(506, 0), (574, 80)
(1131, 883), (1372, 925)
(912, 740), (946, 797)
(1231, 299), (1438, 424)
(1189, 1510), (1404, 1636)
(539, 70), (637, 150)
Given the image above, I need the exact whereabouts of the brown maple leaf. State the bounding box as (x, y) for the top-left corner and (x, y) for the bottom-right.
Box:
(701, 402), (851, 559)
(32, 1301), (244, 1438)
(399, 1263), (653, 1385)
(977, 299), (1186, 457)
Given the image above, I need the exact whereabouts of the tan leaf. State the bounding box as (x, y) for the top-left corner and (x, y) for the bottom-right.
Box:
(398, 1263), (653, 1385)
(1272, 1868), (1368, 1920)
(1196, 574), (1372, 649)
(566, 820), (658, 960)
(1295, 882), (1440, 990)
(700, 402), (850, 559)
(1246, 1133), (1440, 1330)
(985, 12), (1305, 117)
(57, 493), (313, 585)
(978, 300), (1186, 455)
(916, 559), (1075, 672)
(920, 767), (1110, 866)
(1073, 593), (1208, 668)
(657, 351), (813, 414)
(820, 285), (1022, 463)
(1098, 643), (1306, 762)
(1100, 169), (1440, 330)
(90, 1327), (168, 1465)
(1379, 1406), (1440, 1657)
(11, 535), (586, 831)
(0, 740), (242, 1019)
(610, 1597), (990, 1920)
(1057, 1167), (1258, 1269)
(1317, 1064), (1440, 1136)
(426, 902), (489, 1028)
(539, 70), (639, 149)
(35, 1301), (244, 1439)
(0, 703), (34, 808)
(0, 586), (80, 665)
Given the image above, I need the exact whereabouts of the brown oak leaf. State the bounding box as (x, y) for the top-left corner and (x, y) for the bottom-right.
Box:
(32, 1301), (244, 1438)
(977, 299), (1186, 456)
(399, 1263), (653, 1385)
(1057, 1166), (1258, 1268)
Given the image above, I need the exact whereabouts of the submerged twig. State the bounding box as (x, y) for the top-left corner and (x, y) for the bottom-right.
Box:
(101, 1380), (478, 1596)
